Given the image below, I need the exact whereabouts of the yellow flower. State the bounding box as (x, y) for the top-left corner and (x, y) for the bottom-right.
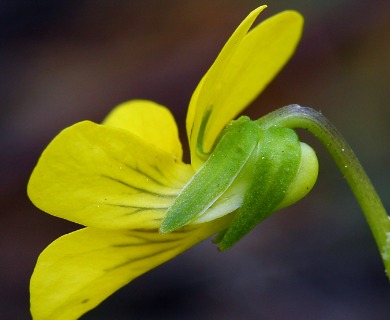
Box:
(28, 6), (307, 319)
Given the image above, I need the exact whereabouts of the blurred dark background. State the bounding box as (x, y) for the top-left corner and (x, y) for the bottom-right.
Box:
(1, 0), (390, 319)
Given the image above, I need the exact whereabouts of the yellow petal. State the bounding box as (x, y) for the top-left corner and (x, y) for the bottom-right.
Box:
(28, 121), (194, 229)
(103, 100), (183, 159)
(186, 5), (266, 167)
(30, 219), (231, 320)
(187, 7), (303, 169)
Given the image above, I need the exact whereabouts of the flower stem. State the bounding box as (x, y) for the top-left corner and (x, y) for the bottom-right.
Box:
(256, 104), (390, 279)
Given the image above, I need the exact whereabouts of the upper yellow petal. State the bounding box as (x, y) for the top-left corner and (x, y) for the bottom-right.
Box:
(28, 121), (194, 229)
(186, 5), (266, 168)
(103, 99), (183, 160)
(30, 218), (231, 320)
(187, 7), (303, 169)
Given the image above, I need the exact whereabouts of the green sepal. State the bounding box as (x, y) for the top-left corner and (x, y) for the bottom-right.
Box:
(212, 229), (228, 245)
(160, 117), (259, 233)
(218, 126), (301, 250)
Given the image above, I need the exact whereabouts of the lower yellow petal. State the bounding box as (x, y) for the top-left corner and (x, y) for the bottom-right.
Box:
(30, 218), (231, 320)
(103, 100), (183, 160)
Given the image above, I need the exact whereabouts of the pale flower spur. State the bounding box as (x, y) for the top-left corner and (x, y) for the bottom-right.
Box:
(27, 5), (390, 320)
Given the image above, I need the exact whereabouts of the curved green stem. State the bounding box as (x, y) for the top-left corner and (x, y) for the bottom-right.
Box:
(256, 104), (390, 279)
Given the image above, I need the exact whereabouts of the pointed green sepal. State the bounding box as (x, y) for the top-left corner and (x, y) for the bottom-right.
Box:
(218, 126), (302, 250)
(160, 117), (259, 233)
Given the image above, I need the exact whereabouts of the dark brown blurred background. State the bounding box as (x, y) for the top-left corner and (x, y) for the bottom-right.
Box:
(1, 0), (390, 319)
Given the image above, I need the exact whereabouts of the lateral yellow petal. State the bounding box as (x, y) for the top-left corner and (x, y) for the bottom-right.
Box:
(187, 8), (303, 169)
(28, 121), (194, 229)
(103, 100), (183, 160)
(30, 219), (231, 320)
